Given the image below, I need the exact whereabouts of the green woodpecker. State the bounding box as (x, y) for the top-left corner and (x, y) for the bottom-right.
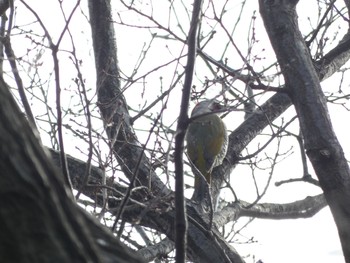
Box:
(186, 100), (228, 201)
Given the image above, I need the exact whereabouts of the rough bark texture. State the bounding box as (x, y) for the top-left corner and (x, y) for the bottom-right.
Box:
(2, 1), (350, 262)
(0, 77), (143, 262)
(259, 0), (350, 262)
(87, 0), (244, 261)
(88, 0), (170, 200)
(84, 0), (350, 262)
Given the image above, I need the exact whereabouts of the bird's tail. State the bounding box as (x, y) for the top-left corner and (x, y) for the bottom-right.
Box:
(192, 169), (210, 202)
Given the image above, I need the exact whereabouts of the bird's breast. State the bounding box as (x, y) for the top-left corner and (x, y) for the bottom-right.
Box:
(186, 114), (228, 169)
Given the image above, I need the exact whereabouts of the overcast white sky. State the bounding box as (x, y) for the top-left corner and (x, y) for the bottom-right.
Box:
(14, 1), (349, 262)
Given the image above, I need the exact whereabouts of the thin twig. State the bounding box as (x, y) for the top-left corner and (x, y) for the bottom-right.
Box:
(112, 104), (167, 235)
(174, 0), (203, 262)
(2, 3), (37, 129)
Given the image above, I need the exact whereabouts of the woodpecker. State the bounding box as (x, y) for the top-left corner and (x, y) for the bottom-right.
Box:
(186, 100), (228, 201)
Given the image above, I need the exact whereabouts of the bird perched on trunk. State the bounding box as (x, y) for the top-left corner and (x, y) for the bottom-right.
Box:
(186, 100), (228, 201)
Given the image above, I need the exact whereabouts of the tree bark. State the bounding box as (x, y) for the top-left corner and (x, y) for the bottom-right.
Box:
(0, 77), (143, 262)
(86, 0), (350, 262)
(87, 0), (245, 261)
(259, 1), (350, 262)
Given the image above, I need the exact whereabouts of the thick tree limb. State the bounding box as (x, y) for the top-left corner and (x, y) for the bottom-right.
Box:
(259, 1), (350, 262)
(87, 0), (243, 261)
(0, 77), (143, 263)
(49, 145), (330, 262)
(137, 238), (174, 262)
(214, 194), (326, 228)
(88, 0), (170, 200)
(86, 0), (350, 262)
(211, 24), (350, 203)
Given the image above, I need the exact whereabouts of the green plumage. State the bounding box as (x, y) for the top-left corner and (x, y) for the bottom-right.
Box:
(186, 114), (227, 200)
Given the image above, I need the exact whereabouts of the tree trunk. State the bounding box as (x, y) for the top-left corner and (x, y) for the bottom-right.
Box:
(0, 76), (143, 262)
(259, 1), (350, 262)
(87, 0), (246, 262)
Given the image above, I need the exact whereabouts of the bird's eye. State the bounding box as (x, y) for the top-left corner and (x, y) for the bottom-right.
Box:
(212, 102), (222, 110)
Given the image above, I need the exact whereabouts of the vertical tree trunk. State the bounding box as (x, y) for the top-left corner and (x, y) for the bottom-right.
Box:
(259, 1), (350, 262)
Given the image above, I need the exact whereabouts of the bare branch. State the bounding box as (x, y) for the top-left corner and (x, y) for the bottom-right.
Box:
(214, 194), (326, 228)
(137, 238), (174, 262)
(174, 0), (204, 261)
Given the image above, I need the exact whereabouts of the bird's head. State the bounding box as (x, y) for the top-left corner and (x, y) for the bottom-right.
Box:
(190, 100), (226, 117)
